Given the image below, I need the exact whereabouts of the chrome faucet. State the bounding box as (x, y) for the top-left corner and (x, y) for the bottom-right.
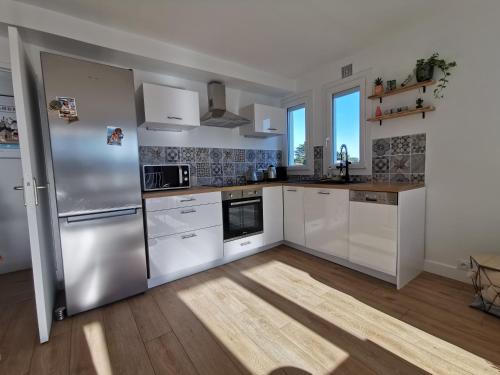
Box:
(336, 144), (350, 183)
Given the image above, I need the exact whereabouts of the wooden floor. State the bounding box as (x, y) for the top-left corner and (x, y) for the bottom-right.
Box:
(1, 245), (499, 375)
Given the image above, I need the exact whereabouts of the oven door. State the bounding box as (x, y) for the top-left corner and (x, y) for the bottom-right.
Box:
(223, 197), (263, 241)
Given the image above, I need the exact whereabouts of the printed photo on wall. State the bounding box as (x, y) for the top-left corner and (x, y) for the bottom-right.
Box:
(48, 96), (79, 122)
(106, 126), (123, 146)
(0, 95), (18, 145)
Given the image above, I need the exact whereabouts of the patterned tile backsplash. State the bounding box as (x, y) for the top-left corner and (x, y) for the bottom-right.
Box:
(140, 134), (425, 187)
(372, 133), (426, 183)
(139, 146), (282, 187)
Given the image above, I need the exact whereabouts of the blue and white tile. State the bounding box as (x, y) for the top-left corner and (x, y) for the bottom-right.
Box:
(245, 149), (256, 162)
(233, 149), (245, 162)
(390, 173), (410, 183)
(411, 154), (425, 174)
(211, 177), (223, 186)
(209, 148), (223, 163)
(196, 147), (210, 162)
(372, 138), (391, 157)
(411, 133), (426, 154)
(223, 163), (235, 176)
(372, 156), (390, 173)
(211, 163), (223, 177)
(165, 147), (180, 162)
(180, 147), (196, 163)
(391, 136), (411, 155)
(222, 148), (234, 162)
(390, 155), (410, 174)
(196, 163), (211, 177)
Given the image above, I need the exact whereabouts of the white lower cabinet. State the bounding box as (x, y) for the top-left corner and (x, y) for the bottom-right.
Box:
(304, 188), (349, 259)
(348, 201), (398, 276)
(283, 186), (305, 246)
(146, 203), (222, 238)
(148, 226), (223, 279)
(263, 186), (284, 245)
(223, 233), (265, 258)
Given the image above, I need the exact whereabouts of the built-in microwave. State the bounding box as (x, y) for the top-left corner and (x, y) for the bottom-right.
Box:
(142, 164), (190, 191)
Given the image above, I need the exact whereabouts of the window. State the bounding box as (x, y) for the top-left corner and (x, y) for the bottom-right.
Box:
(287, 104), (307, 166)
(332, 87), (360, 164)
(326, 76), (365, 168)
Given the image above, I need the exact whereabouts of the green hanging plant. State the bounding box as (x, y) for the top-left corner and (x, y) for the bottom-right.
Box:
(416, 52), (457, 98)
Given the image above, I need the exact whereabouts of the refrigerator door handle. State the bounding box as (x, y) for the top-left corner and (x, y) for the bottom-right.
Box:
(66, 208), (138, 223)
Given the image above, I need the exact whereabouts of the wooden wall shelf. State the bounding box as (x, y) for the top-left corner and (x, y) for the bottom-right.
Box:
(368, 80), (435, 103)
(367, 106), (435, 125)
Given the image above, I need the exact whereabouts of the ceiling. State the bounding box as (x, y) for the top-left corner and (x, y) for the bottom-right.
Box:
(15, 0), (439, 79)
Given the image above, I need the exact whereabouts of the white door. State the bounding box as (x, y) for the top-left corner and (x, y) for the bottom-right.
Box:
(304, 188), (349, 259)
(9, 26), (56, 343)
(283, 186), (305, 246)
(263, 186), (284, 245)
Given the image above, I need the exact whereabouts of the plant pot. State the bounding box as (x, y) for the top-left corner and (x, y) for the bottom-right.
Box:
(416, 63), (434, 82)
(374, 85), (384, 96)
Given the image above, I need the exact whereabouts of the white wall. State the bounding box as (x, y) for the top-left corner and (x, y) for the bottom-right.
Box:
(134, 70), (283, 150)
(296, 0), (500, 281)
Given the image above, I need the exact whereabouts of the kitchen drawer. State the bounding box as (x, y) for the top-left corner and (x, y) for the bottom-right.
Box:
(145, 191), (221, 211)
(146, 202), (222, 238)
(223, 233), (265, 258)
(148, 226), (223, 279)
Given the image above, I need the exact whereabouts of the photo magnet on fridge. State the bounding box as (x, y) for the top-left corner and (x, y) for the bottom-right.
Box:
(48, 96), (79, 122)
(106, 126), (124, 146)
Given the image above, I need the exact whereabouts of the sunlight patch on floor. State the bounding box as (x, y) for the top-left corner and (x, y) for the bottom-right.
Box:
(177, 275), (349, 374)
(83, 321), (113, 375)
(242, 260), (499, 375)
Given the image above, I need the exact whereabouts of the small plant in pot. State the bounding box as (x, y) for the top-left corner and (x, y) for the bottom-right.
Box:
(416, 52), (457, 98)
(373, 77), (384, 95)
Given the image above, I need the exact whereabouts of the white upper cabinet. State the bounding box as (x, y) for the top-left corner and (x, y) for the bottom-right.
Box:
(139, 83), (200, 131)
(283, 186), (305, 246)
(304, 188), (349, 259)
(239, 104), (286, 137)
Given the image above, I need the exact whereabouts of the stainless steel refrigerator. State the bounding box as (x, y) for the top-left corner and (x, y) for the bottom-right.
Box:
(40, 53), (147, 316)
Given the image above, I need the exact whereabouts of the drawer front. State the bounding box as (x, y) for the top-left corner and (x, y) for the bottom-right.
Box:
(148, 226), (223, 279)
(223, 233), (265, 258)
(145, 191), (221, 211)
(147, 203), (222, 238)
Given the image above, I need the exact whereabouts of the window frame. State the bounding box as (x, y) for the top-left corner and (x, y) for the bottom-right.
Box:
(324, 76), (366, 170)
(282, 91), (313, 174)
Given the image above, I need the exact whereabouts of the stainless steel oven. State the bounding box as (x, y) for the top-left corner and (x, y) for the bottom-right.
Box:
(222, 189), (263, 241)
(142, 164), (190, 191)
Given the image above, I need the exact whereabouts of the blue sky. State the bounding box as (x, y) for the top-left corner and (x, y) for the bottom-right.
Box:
(288, 88), (360, 164)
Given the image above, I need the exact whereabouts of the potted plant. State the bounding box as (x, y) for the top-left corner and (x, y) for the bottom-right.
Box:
(416, 52), (457, 98)
(373, 77), (384, 95)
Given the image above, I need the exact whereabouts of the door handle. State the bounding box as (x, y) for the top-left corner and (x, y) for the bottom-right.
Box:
(181, 233), (197, 240)
(13, 184), (27, 206)
(318, 191), (331, 195)
(268, 128), (278, 131)
(240, 241), (251, 246)
(33, 177), (48, 206)
(180, 209), (196, 214)
(167, 116), (183, 120)
(180, 197), (196, 202)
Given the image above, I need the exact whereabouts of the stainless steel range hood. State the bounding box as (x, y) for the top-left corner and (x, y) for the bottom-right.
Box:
(200, 81), (250, 127)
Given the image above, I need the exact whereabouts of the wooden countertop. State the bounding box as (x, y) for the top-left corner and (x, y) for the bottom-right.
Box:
(142, 181), (423, 199)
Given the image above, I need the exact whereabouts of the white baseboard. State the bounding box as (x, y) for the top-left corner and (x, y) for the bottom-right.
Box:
(424, 259), (471, 284)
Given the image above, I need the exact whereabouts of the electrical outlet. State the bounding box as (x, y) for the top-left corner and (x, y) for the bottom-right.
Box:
(457, 258), (470, 270)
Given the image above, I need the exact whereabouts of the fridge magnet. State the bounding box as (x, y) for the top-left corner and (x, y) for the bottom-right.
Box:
(48, 97), (79, 122)
(106, 126), (124, 146)
(0, 94), (18, 146)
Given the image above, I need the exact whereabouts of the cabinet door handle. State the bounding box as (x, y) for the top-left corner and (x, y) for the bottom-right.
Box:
(268, 128), (278, 131)
(240, 241), (251, 246)
(318, 191), (330, 195)
(286, 189), (297, 192)
(180, 197), (196, 202)
(365, 197), (378, 202)
(181, 233), (197, 240)
(167, 116), (183, 120)
(180, 209), (196, 214)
